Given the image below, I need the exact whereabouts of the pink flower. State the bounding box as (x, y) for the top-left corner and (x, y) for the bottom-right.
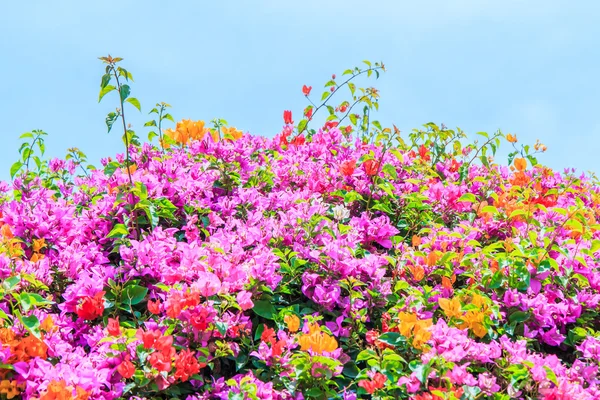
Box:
(236, 290), (254, 311)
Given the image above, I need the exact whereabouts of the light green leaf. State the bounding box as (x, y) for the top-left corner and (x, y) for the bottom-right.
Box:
(126, 97), (141, 112)
(98, 85), (116, 102)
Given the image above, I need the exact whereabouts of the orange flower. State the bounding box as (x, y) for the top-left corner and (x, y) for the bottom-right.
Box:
(458, 310), (487, 338)
(397, 312), (432, 349)
(165, 120), (208, 145)
(506, 133), (518, 143)
(412, 320), (433, 349)
(284, 314), (300, 333)
(412, 235), (422, 247)
(514, 157), (527, 172)
(30, 253), (45, 263)
(298, 325), (337, 354)
(0, 380), (23, 399)
(0, 328), (16, 344)
(221, 126), (243, 141)
(426, 251), (441, 267)
(441, 275), (453, 289)
(407, 265), (425, 282)
(40, 316), (56, 333)
(32, 238), (46, 252)
(438, 297), (462, 319)
(1, 224), (14, 239)
(35, 380), (90, 400)
(398, 312), (419, 337)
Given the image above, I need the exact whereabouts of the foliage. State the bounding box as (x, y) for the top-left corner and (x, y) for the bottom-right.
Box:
(0, 56), (598, 400)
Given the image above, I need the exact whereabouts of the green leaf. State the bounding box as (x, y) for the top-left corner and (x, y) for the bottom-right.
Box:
(126, 97), (141, 112)
(19, 132), (33, 140)
(21, 314), (40, 338)
(144, 120), (157, 127)
(321, 91), (330, 101)
(120, 84), (131, 102)
(148, 131), (158, 141)
(10, 161), (23, 178)
(122, 285), (148, 306)
(3, 276), (21, 291)
(252, 300), (275, 320)
(342, 362), (360, 378)
(163, 113), (175, 123)
(382, 164), (397, 179)
(349, 114), (358, 126)
(508, 311), (530, 324)
(19, 293), (33, 312)
(356, 349), (377, 362)
(100, 73), (111, 89)
(106, 112), (118, 133)
(544, 366), (558, 386)
(378, 332), (405, 347)
(98, 85), (116, 102)
(458, 193), (477, 203)
(297, 119), (308, 134)
(107, 223), (128, 239)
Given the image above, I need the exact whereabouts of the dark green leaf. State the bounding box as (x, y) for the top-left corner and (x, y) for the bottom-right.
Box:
(100, 73), (111, 89)
(122, 285), (148, 306)
(106, 112), (118, 133)
(252, 300), (275, 320)
(120, 84), (131, 102)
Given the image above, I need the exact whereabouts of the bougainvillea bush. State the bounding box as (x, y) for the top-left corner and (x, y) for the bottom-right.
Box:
(0, 56), (599, 400)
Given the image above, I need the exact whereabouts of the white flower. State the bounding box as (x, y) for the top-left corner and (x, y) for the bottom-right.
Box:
(332, 204), (350, 221)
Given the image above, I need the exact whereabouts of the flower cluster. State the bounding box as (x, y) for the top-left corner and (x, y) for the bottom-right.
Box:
(0, 62), (596, 399)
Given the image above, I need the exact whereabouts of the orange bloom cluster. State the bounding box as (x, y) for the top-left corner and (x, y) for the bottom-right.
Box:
(439, 294), (490, 338)
(0, 223), (22, 258)
(0, 380), (24, 399)
(0, 327), (48, 364)
(30, 237), (46, 263)
(298, 323), (338, 355)
(284, 314), (300, 333)
(220, 126), (243, 141)
(398, 312), (432, 350)
(164, 119), (209, 146)
(32, 380), (90, 400)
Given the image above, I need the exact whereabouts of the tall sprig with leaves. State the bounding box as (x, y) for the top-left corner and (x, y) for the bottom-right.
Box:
(10, 130), (48, 180)
(98, 55), (142, 186)
(298, 61), (386, 142)
(145, 102), (175, 152)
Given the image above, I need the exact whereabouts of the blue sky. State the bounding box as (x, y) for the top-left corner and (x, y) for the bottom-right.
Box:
(1, 0), (599, 182)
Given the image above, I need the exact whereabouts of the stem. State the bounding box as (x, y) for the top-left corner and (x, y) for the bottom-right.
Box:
(24, 134), (42, 172)
(112, 66), (134, 187)
(465, 134), (502, 171)
(301, 67), (383, 134)
(158, 105), (165, 153)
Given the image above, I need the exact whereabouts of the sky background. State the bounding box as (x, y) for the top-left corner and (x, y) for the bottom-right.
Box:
(1, 0), (599, 182)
